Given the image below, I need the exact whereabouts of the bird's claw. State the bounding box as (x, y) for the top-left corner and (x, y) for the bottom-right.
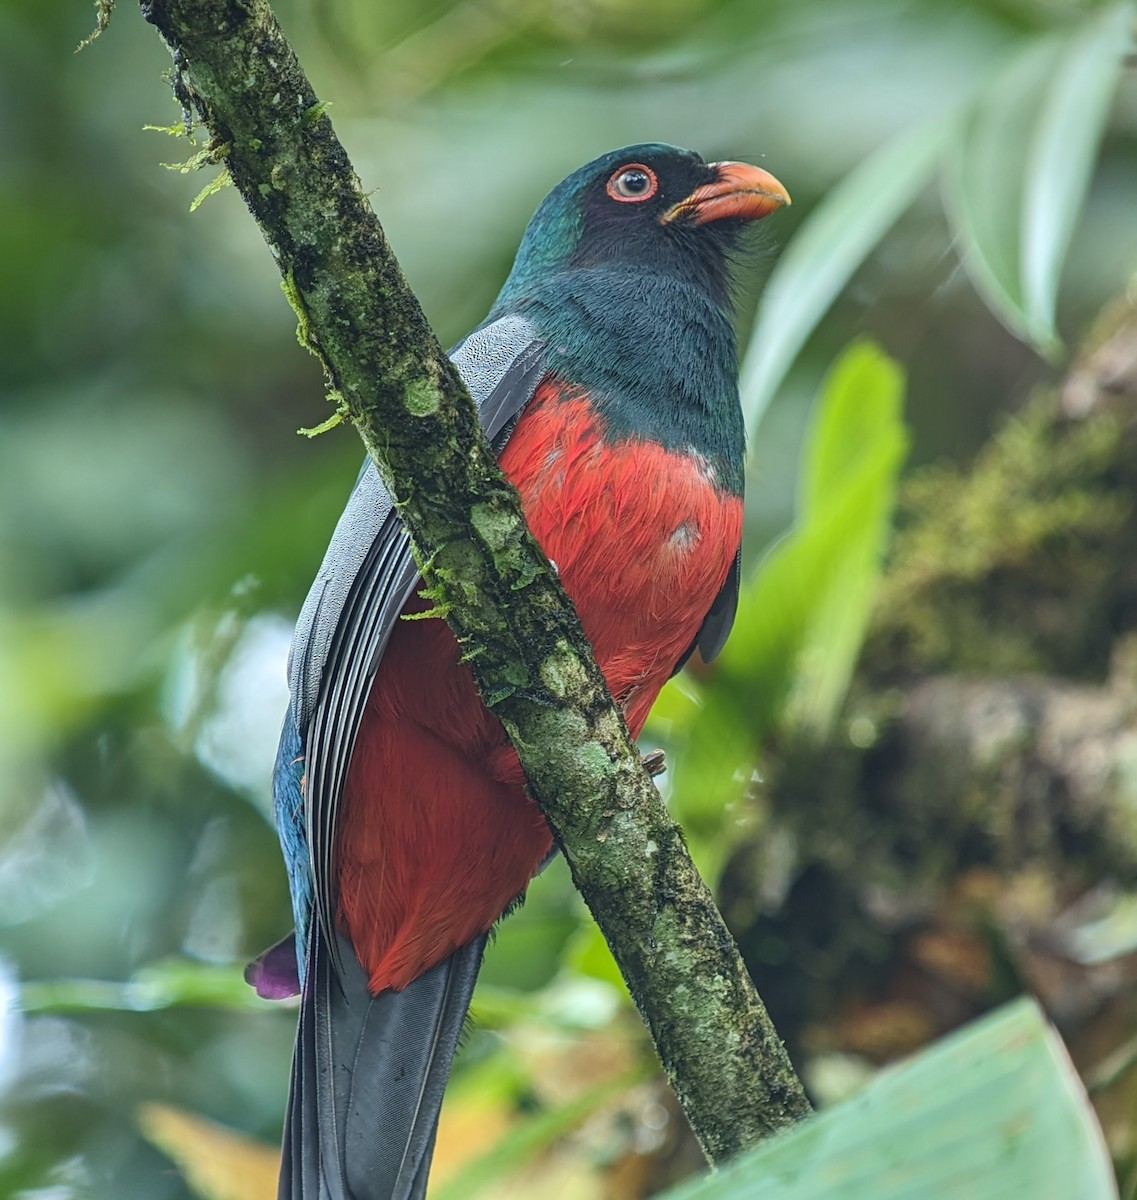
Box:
(641, 748), (666, 777)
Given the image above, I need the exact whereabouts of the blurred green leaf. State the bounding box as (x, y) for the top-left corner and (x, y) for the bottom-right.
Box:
(945, 38), (1058, 349)
(0, 597), (159, 776)
(787, 341), (907, 733)
(20, 957), (273, 1013)
(801, 343), (904, 517)
(661, 1000), (1116, 1200)
(1055, 891), (1137, 967)
(646, 670), (704, 737)
(668, 685), (756, 843)
(478, 854), (582, 991)
(562, 920), (631, 997)
(431, 1064), (651, 1200)
(946, 4), (1132, 356)
(476, 905), (580, 992)
(538, 976), (626, 1030)
(1021, 2), (1134, 350)
(674, 342), (906, 823)
(745, 2), (1131, 411)
(138, 1104), (278, 1200)
(471, 974), (624, 1031)
(740, 118), (948, 435)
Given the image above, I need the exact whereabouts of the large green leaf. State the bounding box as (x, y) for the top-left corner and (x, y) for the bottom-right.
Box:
(787, 341), (907, 733)
(743, 4), (1132, 418)
(739, 118), (948, 435)
(1021, 2), (1135, 350)
(944, 36), (1059, 349)
(945, 5), (1133, 356)
(660, 999), (1117, 1200)
(672, 342), (906, 828)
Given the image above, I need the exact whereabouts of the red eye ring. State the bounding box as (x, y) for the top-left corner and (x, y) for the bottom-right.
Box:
(606, 163), (658, 203)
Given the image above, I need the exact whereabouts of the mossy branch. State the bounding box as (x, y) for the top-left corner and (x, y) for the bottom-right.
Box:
(138, 0), (811, 1162)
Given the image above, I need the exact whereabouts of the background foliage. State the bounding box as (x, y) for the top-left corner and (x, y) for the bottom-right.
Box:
(1, 0), (1135, 1196)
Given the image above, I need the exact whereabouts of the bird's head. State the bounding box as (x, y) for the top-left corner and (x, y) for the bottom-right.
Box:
(493, 143), (790, 310)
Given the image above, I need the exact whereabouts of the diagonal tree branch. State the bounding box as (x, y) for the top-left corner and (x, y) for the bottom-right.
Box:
(137, 0), (811, 1159)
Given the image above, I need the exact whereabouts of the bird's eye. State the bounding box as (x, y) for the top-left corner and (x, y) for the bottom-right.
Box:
(606, 164), (658, 203)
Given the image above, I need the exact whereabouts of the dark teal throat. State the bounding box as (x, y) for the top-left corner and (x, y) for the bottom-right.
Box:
(492, 268), (745, 496)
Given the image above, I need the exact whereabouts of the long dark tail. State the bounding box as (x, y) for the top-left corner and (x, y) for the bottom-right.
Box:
(280, 927), (487, 1200)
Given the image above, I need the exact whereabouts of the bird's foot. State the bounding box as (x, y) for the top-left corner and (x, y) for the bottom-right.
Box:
(641, 748), (666, 777)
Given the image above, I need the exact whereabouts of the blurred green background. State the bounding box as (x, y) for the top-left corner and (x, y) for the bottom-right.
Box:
(1, 0), (1135, 1197)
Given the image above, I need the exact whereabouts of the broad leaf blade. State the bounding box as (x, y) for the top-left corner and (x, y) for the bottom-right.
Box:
(661, 999), (1117, 1200)
(944, 35), (1061, 348)
(790, 343), (906, 732)
(802, 341), (905, 517)
(740, 117), (948, 435)
(1021, 2), (1134, 350)
(718, 341), (905, 733)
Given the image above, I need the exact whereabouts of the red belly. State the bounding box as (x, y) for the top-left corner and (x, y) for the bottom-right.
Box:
(337, 381), (743, 992)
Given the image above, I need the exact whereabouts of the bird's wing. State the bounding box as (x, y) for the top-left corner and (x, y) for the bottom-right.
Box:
(696, 546), (741, 663)
(670, 547), (741, 678)
(274, 315), (547, 972)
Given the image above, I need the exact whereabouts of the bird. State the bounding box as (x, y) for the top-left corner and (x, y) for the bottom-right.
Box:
(249, 142), (789, 1200)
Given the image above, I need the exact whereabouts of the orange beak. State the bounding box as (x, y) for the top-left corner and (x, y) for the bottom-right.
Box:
(662, 161), (791, 225)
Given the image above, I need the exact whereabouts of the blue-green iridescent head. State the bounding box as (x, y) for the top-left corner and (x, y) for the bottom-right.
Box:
(492, 142), (790, 312)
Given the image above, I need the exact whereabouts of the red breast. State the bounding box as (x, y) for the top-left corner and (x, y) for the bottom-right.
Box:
(337, 378), (743, 992)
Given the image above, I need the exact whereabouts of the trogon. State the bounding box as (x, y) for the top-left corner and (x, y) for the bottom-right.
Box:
(250, 143), (789, 1200)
